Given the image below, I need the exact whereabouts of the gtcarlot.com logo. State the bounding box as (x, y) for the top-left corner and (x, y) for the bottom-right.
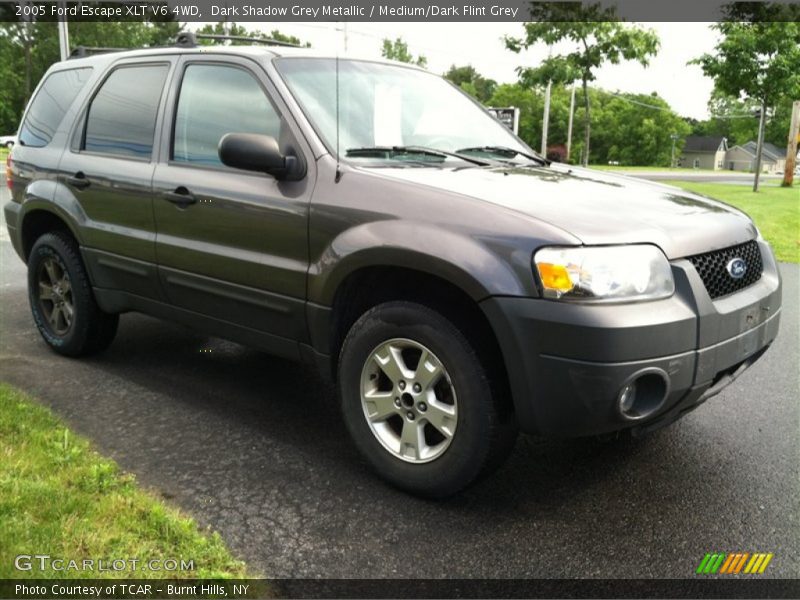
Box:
(696, 552), (774, 575)
(14, 554), (195, 573)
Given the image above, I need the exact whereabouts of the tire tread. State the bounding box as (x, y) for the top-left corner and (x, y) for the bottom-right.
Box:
(338, 300), (517, 497)
(28, 231), (118, 357)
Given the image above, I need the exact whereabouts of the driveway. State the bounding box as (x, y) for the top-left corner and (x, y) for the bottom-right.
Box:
(1, 187), (798, 579)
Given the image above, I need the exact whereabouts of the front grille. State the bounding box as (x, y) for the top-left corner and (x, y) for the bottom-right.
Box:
(687, 240), (763, 299)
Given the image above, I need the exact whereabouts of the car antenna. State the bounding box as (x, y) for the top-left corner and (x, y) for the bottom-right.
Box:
(335, 53), (342, 183)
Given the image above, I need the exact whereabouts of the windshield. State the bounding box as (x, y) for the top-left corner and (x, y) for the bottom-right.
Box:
(275, 57), (530, 165)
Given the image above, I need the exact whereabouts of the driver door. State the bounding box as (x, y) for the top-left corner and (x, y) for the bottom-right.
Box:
(152, 55), (313, 344)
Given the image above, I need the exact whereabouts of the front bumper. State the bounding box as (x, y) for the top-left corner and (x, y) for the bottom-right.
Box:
(481, 240), (782, 437)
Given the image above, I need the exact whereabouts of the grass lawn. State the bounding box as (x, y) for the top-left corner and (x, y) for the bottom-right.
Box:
(662, 181), (799, 264)
(0, 383), (247, 579)
(589, 165), (717, 173)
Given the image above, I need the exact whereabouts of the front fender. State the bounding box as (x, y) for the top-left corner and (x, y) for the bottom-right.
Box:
(308, 220), (530, 306)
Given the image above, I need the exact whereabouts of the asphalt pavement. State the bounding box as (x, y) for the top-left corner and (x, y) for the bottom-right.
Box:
(1, 188), (798, 579)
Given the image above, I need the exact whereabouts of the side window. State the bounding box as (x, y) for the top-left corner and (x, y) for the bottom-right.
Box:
(84, 64), (168, 159)
(173, 64), (281, 166)
(18, 68), (92, 147)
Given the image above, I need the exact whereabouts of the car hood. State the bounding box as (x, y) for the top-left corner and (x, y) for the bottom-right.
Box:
(365, 163), (757, 259)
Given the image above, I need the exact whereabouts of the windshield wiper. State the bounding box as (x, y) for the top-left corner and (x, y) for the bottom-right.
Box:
(345, 146), (493, 167)
(456, 145), (549, 166)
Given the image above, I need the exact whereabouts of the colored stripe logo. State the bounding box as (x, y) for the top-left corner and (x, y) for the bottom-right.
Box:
(696, 552), (773, 574)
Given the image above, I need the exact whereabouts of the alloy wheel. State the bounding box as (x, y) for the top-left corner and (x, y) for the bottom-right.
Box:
(37, 257), (74, 335)
(360, 338), (458, 463)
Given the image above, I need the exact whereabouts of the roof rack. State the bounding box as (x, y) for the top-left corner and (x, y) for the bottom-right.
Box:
(175, 32), (301, 48)
(68, 46), (129, 59)
(66, 32), (301, 60)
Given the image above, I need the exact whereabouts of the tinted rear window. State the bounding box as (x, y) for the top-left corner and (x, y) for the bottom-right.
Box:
(84, 64), (169, 159)
(18, 68), (92, 147)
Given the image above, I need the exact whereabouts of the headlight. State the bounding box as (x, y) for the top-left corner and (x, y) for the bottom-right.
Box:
(534, 245), (675, 302)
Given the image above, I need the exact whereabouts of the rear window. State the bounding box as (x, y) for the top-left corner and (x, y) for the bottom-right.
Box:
(18, 68), (92, 147)
(84, 64), (169, 159)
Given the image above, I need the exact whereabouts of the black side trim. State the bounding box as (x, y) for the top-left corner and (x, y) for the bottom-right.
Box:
(81, 247), (163, 301)
(157, 265), (307, 341)
(93, 288), (301, 361)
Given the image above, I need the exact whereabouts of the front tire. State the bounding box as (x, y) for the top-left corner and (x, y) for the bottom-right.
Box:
(338, 301), (517, 497)
(27, 231), (118, 357)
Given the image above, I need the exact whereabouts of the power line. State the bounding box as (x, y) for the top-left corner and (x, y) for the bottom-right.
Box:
(209, 23), (738, 123)
(707, 113), (758, 120)
(594, 88), (757, 120)
(594, 88), (673, 112)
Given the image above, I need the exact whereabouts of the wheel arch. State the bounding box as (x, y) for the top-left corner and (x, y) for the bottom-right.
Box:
(320, 265), (512, 419)
(20, 206), (82, 262)
(16, 176), (91, 261)
(308, 221), (528, 307)
(308, 222), (526, 388)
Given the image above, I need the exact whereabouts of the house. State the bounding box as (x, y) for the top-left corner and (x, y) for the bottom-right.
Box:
(679, 136), (728, 170)
(724, 141), (787, 173)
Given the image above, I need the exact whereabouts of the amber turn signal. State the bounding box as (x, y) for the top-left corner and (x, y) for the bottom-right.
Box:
(536, 262), (574, 292)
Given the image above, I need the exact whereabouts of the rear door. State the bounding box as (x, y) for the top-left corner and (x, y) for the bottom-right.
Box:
(152, 54), (314, 343)
(58, 57), (175, 300)
(12, 66), (94, 205)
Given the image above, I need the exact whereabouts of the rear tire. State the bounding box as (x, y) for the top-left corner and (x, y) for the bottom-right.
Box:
(27, 231), (118, 357)
(338, 301), (517, 498)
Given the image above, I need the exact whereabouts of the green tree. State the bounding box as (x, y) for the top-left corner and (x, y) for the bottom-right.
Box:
(505, 3), (659, 166)
(196, 23), (309, 47)
(0, 20), (180, 134)
(488, 83), (544, 149)
(489, 82), (690, 166)
(196, 22), (250, 43)
(690, 92), (793, 150)
(267, 29), (309, 47)
(691, 93), (760, 145)
(692, 20), (800, 189)
(443, 65), (496, 103)
(766, 98), (797, 152)
(588, 90), (691, 166)
(380, 37), (427, 68)
(487, 83), (574, 156)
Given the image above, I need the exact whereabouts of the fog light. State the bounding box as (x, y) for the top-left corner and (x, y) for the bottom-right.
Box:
(617, 370), (670, 421)
(619, 383), (636, 414)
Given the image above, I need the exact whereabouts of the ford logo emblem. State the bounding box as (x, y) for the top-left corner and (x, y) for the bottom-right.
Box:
(726, 257), (747, 279)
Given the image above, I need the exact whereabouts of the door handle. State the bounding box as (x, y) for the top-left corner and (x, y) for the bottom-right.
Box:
(66, 172), (90, 189)
(162, 187), (197, 208)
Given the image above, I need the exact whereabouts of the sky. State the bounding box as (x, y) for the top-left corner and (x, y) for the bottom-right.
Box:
(209, 21), (720, 120)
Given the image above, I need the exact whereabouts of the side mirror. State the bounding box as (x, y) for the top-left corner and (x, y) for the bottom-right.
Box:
(218, 133), (304, 180)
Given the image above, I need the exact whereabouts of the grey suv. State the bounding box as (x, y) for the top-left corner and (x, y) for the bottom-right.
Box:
(4, 35), (782, 496)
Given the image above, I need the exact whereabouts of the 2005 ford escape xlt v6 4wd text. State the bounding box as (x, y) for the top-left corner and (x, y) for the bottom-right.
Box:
(4, 34), (782, 497)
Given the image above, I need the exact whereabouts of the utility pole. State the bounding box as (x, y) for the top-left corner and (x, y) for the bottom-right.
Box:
(335, 22), (348, 52)
(540, 45), (553, 157)
(57, 1), (69, 61)
(781, 100), (799, 187)
(565, 83), (576, 162)
(753, 99), (767, 192)
(541, 78), (551, 156)
(670, 133), (679, 168)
